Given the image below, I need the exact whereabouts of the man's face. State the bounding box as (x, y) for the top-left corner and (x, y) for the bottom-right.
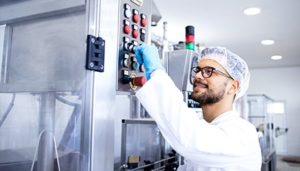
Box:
(191, 59), (232, 106)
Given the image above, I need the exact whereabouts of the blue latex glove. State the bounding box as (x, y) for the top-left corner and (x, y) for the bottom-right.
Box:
(135, 44), (163, 80)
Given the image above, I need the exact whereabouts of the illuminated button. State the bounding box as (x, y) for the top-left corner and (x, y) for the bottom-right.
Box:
(132, 76), (146, 87)
(132, 9), (139, 23)
(140, 14), (147, 27)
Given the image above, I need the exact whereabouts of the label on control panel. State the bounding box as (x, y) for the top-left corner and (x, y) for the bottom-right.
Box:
(131, 0), (143, 6)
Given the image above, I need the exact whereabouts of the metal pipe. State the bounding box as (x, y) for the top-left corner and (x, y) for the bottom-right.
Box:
(37, 92), (55, 171)
(0, 93), (15, 128)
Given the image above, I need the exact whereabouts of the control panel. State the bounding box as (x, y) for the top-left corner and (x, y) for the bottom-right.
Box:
(117, 0), (152, 92)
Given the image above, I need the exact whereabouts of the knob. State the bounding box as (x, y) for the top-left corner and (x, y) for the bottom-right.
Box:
(132, 76), (146, 87)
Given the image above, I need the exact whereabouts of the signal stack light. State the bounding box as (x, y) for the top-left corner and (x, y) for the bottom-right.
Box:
(185, 25), (195, 50)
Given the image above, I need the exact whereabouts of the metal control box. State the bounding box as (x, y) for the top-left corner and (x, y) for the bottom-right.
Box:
(165, 50), (200, 108)
(117, 0), (152, 92)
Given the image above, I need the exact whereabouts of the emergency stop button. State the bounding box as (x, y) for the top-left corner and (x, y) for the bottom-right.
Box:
(132, 76), (146, 87)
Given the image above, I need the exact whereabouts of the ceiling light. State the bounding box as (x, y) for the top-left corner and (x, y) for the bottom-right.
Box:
(243, 7), (261, 16)
(261, 40), (275, 45)
(271, 55), (282, 60)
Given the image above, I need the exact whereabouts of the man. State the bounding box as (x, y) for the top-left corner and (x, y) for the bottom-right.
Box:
(134, 44), (262, 171)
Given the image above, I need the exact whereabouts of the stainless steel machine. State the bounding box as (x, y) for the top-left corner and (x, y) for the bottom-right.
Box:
(0, 0), (178, 171)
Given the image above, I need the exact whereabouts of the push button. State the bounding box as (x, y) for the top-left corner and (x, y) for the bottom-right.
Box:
(123, 20), (131, 34)
(124, 4), (131, 18)
(140, 28), (146, 42)
(132, 25), (139, 39)
(140, 14), (147, 27)
(123, 37), (130, 51)
(139, 64), (145, 72)
(132, 9), (140, 23)
(122, 53), (129, 67)
(132, 76), (146, 87)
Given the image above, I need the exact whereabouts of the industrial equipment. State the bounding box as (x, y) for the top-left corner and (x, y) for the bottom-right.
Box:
(248, 94), (276, 171)
(0, 0), (192, 171)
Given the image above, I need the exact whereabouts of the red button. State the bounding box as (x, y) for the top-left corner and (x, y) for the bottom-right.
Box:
(132, 76), (146, 87)
(132, 29), (139, 38)
(123, 25), (130, 34)
(141, 19), (147, 27)
(132, 15), (139, 23)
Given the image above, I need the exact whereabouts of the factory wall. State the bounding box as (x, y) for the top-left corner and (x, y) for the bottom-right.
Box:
(248, 66), (300, 156)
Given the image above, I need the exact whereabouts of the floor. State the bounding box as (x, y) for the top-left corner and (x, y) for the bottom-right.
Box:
(276, 155), (300, 171)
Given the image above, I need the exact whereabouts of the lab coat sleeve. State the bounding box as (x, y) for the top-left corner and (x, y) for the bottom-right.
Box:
(136, 70), (259, 166)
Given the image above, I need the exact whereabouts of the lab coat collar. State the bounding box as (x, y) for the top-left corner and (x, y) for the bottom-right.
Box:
(210, 110), (239, 125)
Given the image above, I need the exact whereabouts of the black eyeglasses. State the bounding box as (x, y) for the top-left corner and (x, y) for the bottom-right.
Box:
(190, 66), (233, 83)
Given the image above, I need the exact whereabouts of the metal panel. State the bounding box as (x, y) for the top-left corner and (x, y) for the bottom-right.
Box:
(0, 12), (86, 92)
(0, 1), (93, 171)
(0, 25), (5, 82)
(0, 0), (85, 25)
(90, 0), (119, 170)
(165, 50), (198, 92)
(120, 119), (164, 170)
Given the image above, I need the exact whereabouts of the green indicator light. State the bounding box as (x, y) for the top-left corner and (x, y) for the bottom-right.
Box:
(185, 42), (195, 50)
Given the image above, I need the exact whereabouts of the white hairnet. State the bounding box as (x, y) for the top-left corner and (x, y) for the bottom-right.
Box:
(199, 47), (250, 100)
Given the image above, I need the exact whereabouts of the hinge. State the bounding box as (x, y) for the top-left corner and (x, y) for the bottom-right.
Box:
(86, 35), (105, 72)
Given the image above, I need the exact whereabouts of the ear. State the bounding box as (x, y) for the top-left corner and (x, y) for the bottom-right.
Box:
(228, 80), (240, 95)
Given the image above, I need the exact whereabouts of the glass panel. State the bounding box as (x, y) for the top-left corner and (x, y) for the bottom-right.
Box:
(0, 3), (89, 171)
(247, 95), (275, 162)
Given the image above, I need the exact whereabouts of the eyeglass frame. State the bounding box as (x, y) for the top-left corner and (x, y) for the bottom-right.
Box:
(190, 66), (233, 84)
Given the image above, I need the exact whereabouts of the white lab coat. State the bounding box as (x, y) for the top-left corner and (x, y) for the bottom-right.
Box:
(136, 70), (262, 171)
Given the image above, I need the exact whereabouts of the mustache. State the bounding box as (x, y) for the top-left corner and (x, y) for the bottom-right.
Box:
(193, 79), (208, 88)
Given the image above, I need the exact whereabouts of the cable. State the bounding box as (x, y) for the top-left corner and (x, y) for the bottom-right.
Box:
(0, 93), (16, 128)
(55, 95), (80, 107)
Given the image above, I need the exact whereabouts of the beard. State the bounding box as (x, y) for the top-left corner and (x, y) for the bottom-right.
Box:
(191, 80), (227, 107)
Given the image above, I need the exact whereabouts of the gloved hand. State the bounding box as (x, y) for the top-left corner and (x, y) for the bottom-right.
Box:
(135, 44), (163, 80)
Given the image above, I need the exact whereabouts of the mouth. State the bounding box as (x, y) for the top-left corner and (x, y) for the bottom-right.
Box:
(193, 81), (208, 89)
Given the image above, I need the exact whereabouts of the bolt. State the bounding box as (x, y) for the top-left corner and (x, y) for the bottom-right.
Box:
(91, 38), (95, 43)
(89, 62), (94, 68)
